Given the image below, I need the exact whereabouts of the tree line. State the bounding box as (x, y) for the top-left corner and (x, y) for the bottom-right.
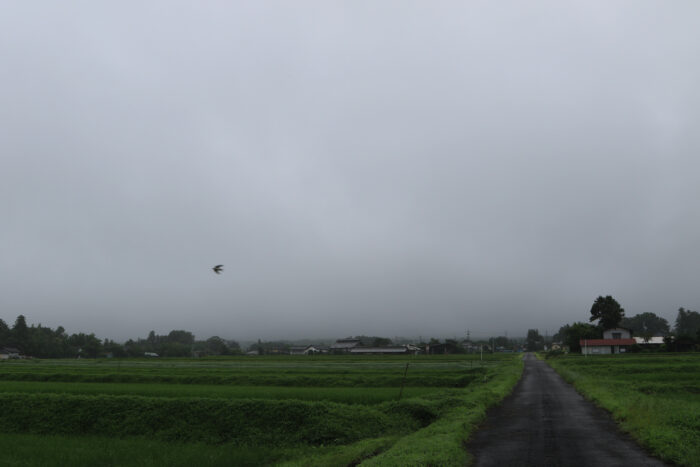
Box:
(553, 296), (700, 352)
(0, 315), (240, 358)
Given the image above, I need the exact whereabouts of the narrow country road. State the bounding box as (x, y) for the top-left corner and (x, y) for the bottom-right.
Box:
(466, 353), (665, 467)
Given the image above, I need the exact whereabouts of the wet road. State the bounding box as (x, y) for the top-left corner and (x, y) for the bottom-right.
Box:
(466, 353), (665, 467)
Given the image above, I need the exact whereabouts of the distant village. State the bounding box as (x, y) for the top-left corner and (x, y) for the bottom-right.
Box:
(2, 299), (700, 360)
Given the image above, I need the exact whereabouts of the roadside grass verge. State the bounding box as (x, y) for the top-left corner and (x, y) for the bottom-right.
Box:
(546, 354), (700, 467)
(278, 436), (399, 467)
(359, 355), (524, 466)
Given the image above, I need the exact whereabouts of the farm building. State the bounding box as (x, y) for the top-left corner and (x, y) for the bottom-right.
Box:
(349, 345), (421, 355)
(289, 345), (320, 355)
(330, 338), (361, 353)
(0, 347), (21, 359)
(634, 336), (665, 348)
(580, 328), (635, 355)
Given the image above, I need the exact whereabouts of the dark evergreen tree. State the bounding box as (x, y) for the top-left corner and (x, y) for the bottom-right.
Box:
(11, 315), (29, 350)
(674, 307), (700, 337)
(589, 295), (625, 329)
(0, 318), (9, 343)
(526, 329), (543, 351)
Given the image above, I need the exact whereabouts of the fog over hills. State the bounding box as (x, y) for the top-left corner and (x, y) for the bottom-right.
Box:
(2, 2), (699, 341)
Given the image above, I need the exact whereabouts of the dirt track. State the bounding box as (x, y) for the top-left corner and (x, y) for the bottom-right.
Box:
(466, 353), (665, 467)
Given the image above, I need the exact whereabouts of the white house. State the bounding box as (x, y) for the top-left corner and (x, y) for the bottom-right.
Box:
(603, 328), (632, 340)
(0, 347), (21, 359)
(580, 328), (635, 355)
(289, 345), (319, 355)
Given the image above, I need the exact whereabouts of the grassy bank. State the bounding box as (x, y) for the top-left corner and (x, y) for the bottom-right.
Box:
(546, 353), (700, 467)
(359, 355), (523, 466)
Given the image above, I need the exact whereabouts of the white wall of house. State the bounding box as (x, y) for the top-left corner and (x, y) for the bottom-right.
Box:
(582, 344), (629, 355)
(603, 328), (631, 339)
(582, 345), (611, 355)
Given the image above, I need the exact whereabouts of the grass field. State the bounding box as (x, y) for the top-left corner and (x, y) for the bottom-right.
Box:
(546, 353), (700, 467)
(0, 381), (442, 404)
(0, 354), (523, 466)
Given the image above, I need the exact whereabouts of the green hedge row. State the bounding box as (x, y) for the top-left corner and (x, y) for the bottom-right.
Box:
(0, 393), (439, 445)
(0, 371), (484, 387)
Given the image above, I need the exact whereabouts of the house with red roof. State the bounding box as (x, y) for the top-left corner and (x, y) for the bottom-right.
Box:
(580, 328), (635, 355)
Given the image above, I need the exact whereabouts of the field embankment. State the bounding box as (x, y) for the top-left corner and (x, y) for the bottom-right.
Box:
(0, 355), (522, 466)
(546, 353), (700, 467)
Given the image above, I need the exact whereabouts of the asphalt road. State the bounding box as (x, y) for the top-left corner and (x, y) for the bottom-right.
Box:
(466, 353), (666, 467)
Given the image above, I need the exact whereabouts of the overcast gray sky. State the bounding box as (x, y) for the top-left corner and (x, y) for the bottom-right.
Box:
(2, 1), (699, 342)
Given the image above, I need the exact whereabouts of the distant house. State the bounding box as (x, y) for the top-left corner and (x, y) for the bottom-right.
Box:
(580, 328), (635, 355)
(461, 341), (480, 353)
(349, 345), (421, 355)
(330, 338), (361, 353)
(0, 347), (21, 359)
(355, 345), (421, 355)
(289, 345), (320, 355)
(634, 336), (665, 346)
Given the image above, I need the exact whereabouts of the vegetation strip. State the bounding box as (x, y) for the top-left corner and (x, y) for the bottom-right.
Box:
(0, 381), (443, 404)
(545, 354), (700, 467)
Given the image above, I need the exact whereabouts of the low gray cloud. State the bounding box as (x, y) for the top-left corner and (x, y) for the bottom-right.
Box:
(2, 1), (699, 341)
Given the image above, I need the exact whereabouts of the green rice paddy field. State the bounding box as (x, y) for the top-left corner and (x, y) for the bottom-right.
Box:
(0, 354), (523, 466)
(546, 353), (700, 467)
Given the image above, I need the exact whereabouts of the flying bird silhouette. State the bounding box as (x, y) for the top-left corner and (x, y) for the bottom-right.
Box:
(212, 265), (223, 274)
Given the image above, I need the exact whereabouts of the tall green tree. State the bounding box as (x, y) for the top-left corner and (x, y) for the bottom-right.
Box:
(67, 333), (102, 358)
(563, 322), (601, 353)
(620, 312), (670, 337)
(674, 307), (700, 337)
(0, 318), (9, 343)
(11, 315), (29, 350)
(526, 329), (543, 351)
(167, 330), (195, 345)
(589, 295), (625, 329)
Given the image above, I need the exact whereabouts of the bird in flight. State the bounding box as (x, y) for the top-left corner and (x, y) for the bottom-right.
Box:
(212, 265), (223, 274)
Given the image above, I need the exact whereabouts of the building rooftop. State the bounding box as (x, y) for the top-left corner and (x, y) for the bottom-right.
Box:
(350, 346), (410, 353)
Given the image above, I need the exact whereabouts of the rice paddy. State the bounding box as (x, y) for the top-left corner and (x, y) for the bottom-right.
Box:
(0, 354), (523, 466)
